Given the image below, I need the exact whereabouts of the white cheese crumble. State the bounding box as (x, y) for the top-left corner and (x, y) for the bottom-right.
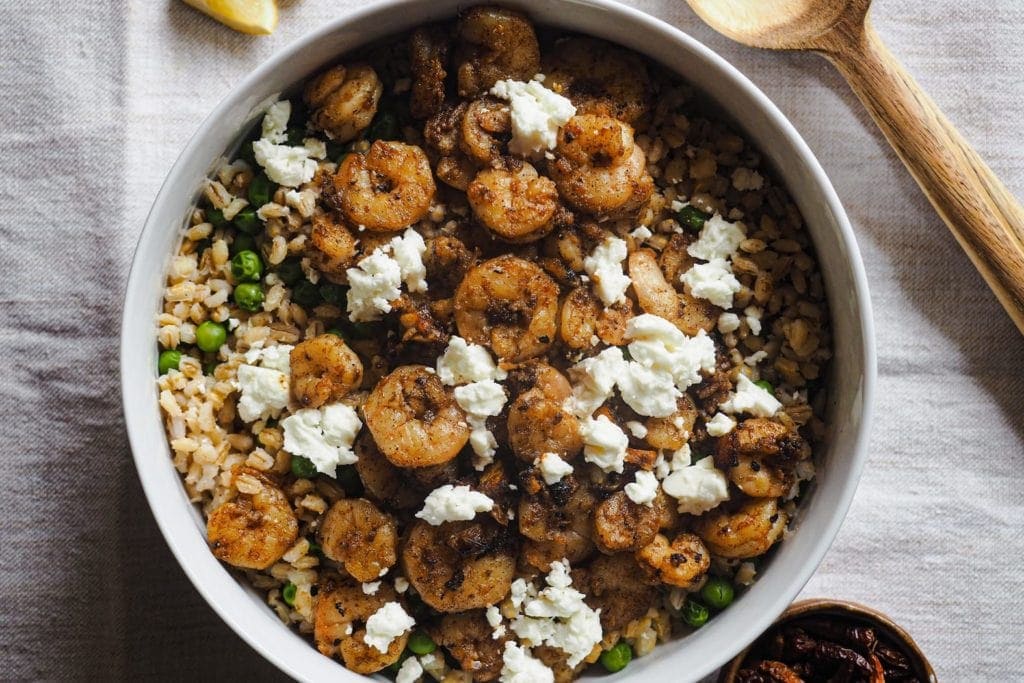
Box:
(394, 577), (409, 594)
(706, 412), (737, 437)
(251, 101), (325, 187)
(346, 249), (403, 322)
(236, 365), (290, 423)
(415, 485), (495, 525)
(687, 214), (746, 262)
(396, 656), (423, 683)
(390, 228), (428, 293)
(568, 347), (625, 417)
(744, 305), (763, 335)
(654, 453), (670, 480)
(662, 456), (730, 515)
(630, 225), (653, 243)
(626, 314), (717, 391)
(489, 77), (576, 157)
(583, 237), (631, 306)
(735, 561), (758, 586)
(625, 421), (648, 439)
(507, 560), (602, 668)
(624, 470), (659, 507)
(243, 342), (293, 373)
(720, 374), (782, 417)
(744, 350), (768, 367)
(535, 452), (573, 485)
(436, 336), (507, 386)
(717, 312), (741, 333)
(680, 258), (742, 309)
(454, 380), (508, 470)
(579, 415), (628, 473)
(501, 642), (554, 683)
(616, 360), (681, 417)
(486, 605), (507, 639)
(281, 403), (361, 476)
(669, 444), (693, 471)
(362, 581), (381, 595)
(363, 602), (415, 654)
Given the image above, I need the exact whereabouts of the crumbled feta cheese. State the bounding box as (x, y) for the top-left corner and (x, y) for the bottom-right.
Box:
(744, 350), (768, 367)
(261, 100), (290, 143)
(454, 380), (507, 471)
(706, 412), (737, 437)
(670, 444), (693, 471)
(535, 452), (573, 485)
(687, 214), (745, 261)
(508, 560), (602, 668)
(616, 360), (681, 417)
(252, 139), (319, 188)
(362, 581), (381, 595)
(630, 225), (653, 243)
(568, 347), (626, 417)
(436, 336), (507, 385)
(486, 605), (507, 639)
(579, 415), (628, 473)
(654, 453), (670, 480)
(364, 602), (415, 654)
(583, 237), (631, 306)
(717, 312), (741, 333)
(720, 374), (782, 417)
(489, 78), (576, 157)
(624, 470), (659, 507)
(416, 485), (494, 525)
(244, 342), (293, 373)
(626, 314), (717, 390)
(390, 228), (428, 293)
(625, 421), (648, 439)
(468, 423), (499, 471)
(346, 249), (403, 322)
(735, 561), (757, 586)
(394, 577), (409, 594)
(236, 365), (289, 422)
(501, 642), (554, 683)
(281, 403), (361, 476)
(662, 456), (730, 515)
(744, 305), (763, 336)
(680, 258), (742, 309)
(396, 656), (423, 683)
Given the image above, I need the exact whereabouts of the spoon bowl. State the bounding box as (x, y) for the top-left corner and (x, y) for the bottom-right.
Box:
(686, 0), (870, 50)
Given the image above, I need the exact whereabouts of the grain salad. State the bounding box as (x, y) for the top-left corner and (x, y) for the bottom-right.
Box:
(155, 6), (833, 681)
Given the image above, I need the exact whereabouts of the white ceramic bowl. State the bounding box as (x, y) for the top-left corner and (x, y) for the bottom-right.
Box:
(120, 0), (876, 680)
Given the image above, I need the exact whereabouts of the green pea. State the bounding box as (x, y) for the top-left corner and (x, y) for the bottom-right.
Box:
(231, 250), (263, 282)
(233, 208), (261, 235)
(195, 321), (227, 352)
(282, 581), (297, 606)
(407, 631), (436, 655)
(275, 257), (304, 286)
(335, 464), (364, 497)
(677, 204), (711, 232)
(248, 173), (273, 208)
(206, 207), (228, 229)
(319, 282), (348, 307)
(599, 642), (633, 673)
(366, 109), (400, 142)
(682, 599), (709, 628)
(158, 349), (182, 375)
(754, 379), (774, 394)
(234, 282), (265, 312)
(291, 455), (318, 479)
(292, 280), (322, 309)
(230, 233), (257, 256)
(700, 576), (735, 610)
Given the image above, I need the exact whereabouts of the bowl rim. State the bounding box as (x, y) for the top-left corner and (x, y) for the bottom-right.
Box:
(120, 0), (877, 680)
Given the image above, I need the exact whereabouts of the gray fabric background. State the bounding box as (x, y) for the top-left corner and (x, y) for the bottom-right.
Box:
(2, 0), (1022, 680)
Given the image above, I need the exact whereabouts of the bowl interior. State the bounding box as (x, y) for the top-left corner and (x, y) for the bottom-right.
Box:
(120, 0), (874, 680)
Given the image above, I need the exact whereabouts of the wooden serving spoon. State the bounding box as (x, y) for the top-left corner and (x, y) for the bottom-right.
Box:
(686, 0), (1024, 334)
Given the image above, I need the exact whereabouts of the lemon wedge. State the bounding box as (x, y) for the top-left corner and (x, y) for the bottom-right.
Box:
(183, 0), (278, 35)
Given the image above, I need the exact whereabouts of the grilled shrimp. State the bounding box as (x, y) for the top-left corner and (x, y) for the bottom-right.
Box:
(572, 552), (659, 631)
(636, 532), (710, 589)
(402, 518), (516, 612)
(305, 64), (383, 142)
(518, 479), (596, 571)
(454, 6), (540, 97)
(290, 334), (363, 409)
(543, 37), (651, 123)
(409, 25), (449, 119)
(363, 365), (470, 468)
(549, 114), (653, 218)
(506, 363), (582, 462)
(593, 490), (664, 553)
(431, 611), (509, 682)
(461, 98), (511, 164)
(694, 497), (788, 560)
(318, 498), (398, 582)
(310, 212), (359, 282)
(559, 285), (634, 349)
(468, 160), (559, 243)
(658, 234), (720, 335)
(327, 141), (435, 232)
(629, 248), (717, 336)
(715, 418), (808, 498)
(314, 580), (408, 673)
(207, 468), (298, 570)
(454, 255), (559, 362)
(354, 431), (422, 510)
(644, 394), (698, 451)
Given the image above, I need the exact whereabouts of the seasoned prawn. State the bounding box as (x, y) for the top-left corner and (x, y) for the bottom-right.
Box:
(593, 490), (663, 553)
(518, 480), (596, 571)
(693, 497), (788, 560)
(636, 532), (710, 589)
(506, 363), (582, 462)
(559, 285), (634, 350)
(430, 611), (509, 682)
(353, 431), (422, 510)
(629, 248), (717, 336)
(363, 365), (470, 468)
(644, 394), (698, 451)
(310, 213), (359, 282)
(305, 64), (383, 142)
(290, 334), (363, 409)
(460, 98), (511, 164)
(454, 255), (559, 361)
(658, 234), (720, 335)
(327, 141), (435, 232)
(401, 518), (516, 612)
(454, 6), (540, 97)
(318, 498), (398, 582)
(715, 418), (808, 498)
(543, 37), (651, 123)
(549, 114), (654, 218)
(467, 160), (559, 243)
(572, 552), (659, 631)
(207, 468), (298, 570)
(314, 580), (408, 673)
(409, 25), (449, 119)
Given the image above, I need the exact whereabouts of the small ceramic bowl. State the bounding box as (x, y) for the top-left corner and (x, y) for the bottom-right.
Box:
(718, 599), (937, 682)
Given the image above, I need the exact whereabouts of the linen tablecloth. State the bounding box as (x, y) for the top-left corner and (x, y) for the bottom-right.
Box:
(2, 0), (1022, 679)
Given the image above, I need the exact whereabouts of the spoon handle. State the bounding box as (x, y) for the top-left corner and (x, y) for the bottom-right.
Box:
(821, 19), (1024, 334)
